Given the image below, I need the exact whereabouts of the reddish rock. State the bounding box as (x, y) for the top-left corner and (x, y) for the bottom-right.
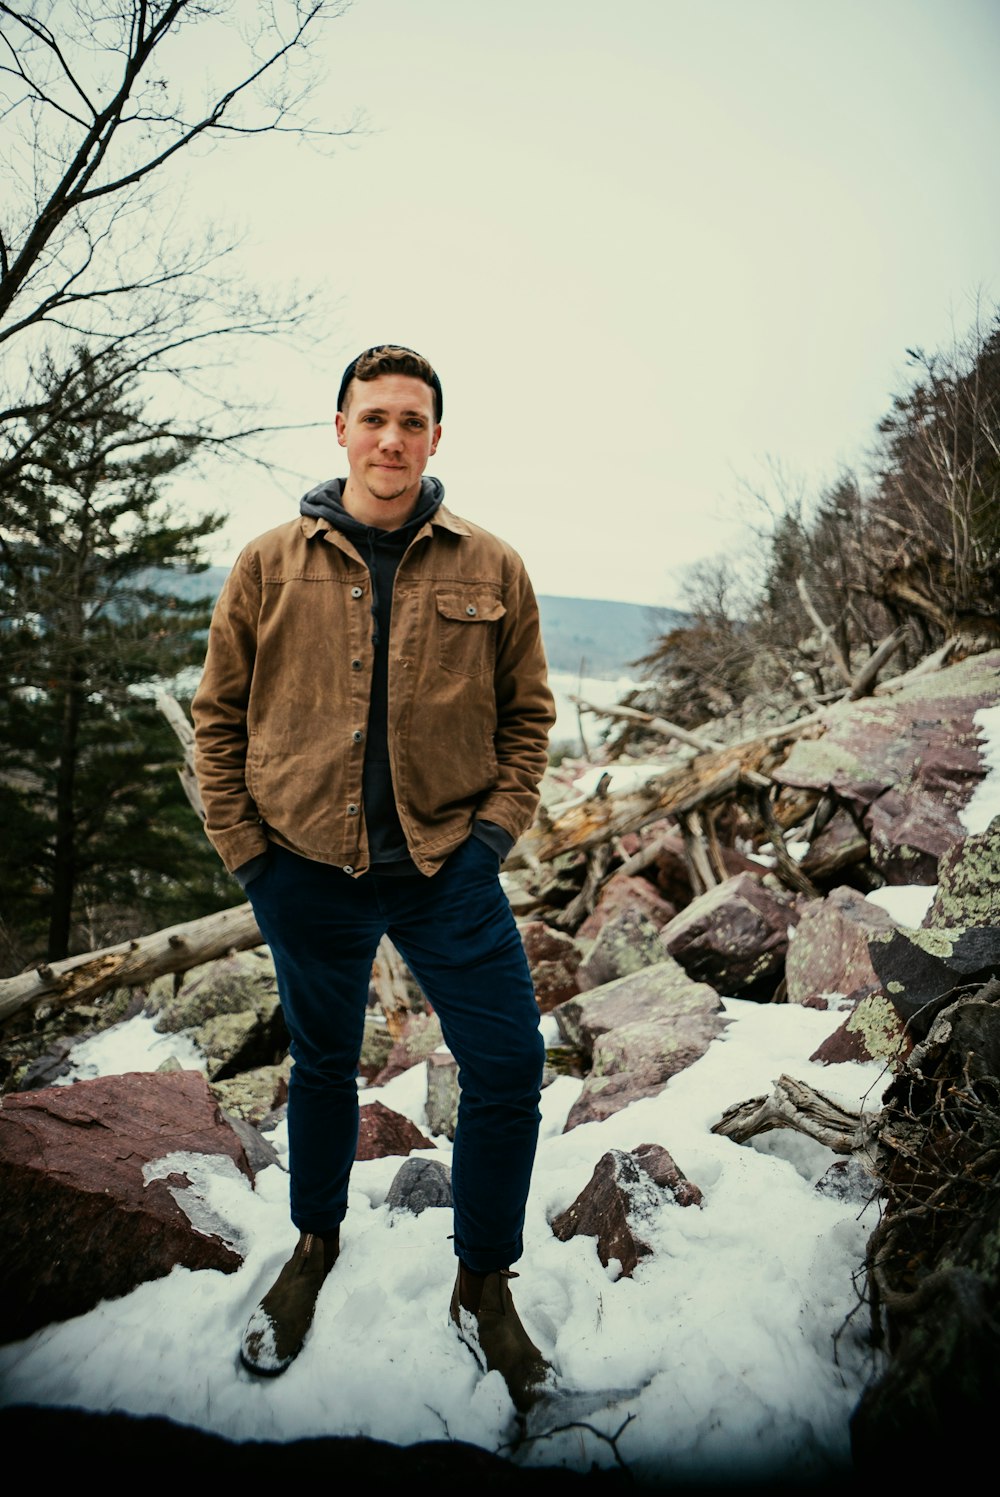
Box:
(554, 958), (727, 1130)
(650, 830), (760, 910)
(0, 1070), (253, 1344)
(576, 908), (665, 991)
(355, 1100), (433, 1160)
(773, 650), (1000, 883)
(798, 808), (871, 881)
(577, 873), (676, 940)
(550, 1144), (702, 1276)
(519, 920), (583, 1012)
(810, 993), (912, 1069)
(659, 872), (798, 998)
(785, 886), (899, 1006)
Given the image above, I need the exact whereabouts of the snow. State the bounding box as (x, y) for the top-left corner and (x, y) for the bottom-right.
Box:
(0, 1000), (889, 1484)
(2, 690), (996, 1481)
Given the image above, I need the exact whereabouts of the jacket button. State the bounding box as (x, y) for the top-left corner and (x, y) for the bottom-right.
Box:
(466, 604), (477, 616)
(351, 586), (364, 599)
(343, 865), (354, 875)
(352, 730), (364, 743)
(347, 803), (359, 816)
(351, 659), (362, 671)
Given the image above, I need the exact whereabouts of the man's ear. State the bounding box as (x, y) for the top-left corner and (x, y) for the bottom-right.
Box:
(335, 411), (347, 447)
(429, 422), (441, 456)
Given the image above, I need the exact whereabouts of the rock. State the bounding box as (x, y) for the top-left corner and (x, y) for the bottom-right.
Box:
(550, 1144), (702, 1276)
(146, 949), (288, 1081)
(773, 650), (1000, 883)
(923, 817), (1000, 930)
(814, 1155), (879, 1208)
(867, 924), (1000, 1038)
(424, 1051), (459, 1140)
(385, 1157), (453, 1215)
(221, 1111), (281, 1177)
(0, 1070), (253, 1344)
(809, 992), (912, 1069)
(785, 886), (900, 1005)
(798, 807), (871, 883)
(576, 907), (665, 991)
(576, 873), (676, 940)
(370, 1011), (446, 1086)
(358, 1013), (394, 1082)
(659, 872), (798, 999)
(553, 959), (727, 1129)
(519, 921), (583, 1012)
(209, 1056), (292, 1126)
(355, 1100), (434, 1161)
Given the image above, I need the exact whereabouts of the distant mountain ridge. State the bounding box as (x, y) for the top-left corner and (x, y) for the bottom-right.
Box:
(150, 568), (681, 680)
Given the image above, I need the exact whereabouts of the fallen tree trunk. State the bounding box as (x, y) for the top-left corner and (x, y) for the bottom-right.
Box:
(0, 904), (263, 1026)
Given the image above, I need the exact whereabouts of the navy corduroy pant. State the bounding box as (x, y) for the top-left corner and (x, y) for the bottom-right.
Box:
(246, 835), (545, 1273)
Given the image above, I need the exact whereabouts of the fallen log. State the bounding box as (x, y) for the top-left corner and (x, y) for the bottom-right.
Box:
(0, 904), (263, 1026)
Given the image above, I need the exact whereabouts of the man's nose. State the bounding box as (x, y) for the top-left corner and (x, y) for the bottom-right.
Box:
(378, 423), (404, 449)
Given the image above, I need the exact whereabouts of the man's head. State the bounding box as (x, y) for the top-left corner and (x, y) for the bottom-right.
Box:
(335, 345), (443, 530)
(337, 345), (443, 423)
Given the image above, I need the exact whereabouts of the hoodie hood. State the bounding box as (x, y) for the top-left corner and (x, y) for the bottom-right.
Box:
(299, 475), (444, 537)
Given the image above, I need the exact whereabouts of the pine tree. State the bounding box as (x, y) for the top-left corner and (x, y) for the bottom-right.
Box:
(0, 348), (233, 969)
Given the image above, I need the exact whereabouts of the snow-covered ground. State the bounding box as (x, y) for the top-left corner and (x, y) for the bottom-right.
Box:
(2, 703), (996, 1482)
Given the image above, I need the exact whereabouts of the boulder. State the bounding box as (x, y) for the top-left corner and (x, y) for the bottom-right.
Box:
(773, 650), (1000, 883)
(553, 959), (727, 1129)
(146, 949), (288, 1081)
(923, 817), (1000, 931)
(355, 1100), (433, 1161)
(0, 1070), (252, 1344)
(424, 1051), (459, 1140)
(785, 886), (900, 1006)
(385, 1157), (453, 1216)
(809, 992), (912, 1069)
(576, 873), (676, 940)
(576, 907), (665, 991)
(209, 1056), (292, 1126)
(519, 920), (583, 1012)
(550, 1144), (702, 1276)
(370, 1011), (446, 1086)
(659, 872), (798, 999)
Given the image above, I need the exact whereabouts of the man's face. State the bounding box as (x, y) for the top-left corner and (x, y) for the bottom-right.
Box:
(336, 373), (441, 528)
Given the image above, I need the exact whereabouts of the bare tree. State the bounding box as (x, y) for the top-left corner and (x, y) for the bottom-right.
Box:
(0, 0), (356, 482)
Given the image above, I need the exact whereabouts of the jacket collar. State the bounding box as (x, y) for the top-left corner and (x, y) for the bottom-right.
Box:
(301, 503), (471, 546)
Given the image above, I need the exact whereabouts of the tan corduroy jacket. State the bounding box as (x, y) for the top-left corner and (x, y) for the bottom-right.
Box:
(191, 505), (555, 877)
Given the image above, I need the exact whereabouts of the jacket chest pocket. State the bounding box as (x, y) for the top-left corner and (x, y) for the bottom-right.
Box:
(435, 590), (506, 676)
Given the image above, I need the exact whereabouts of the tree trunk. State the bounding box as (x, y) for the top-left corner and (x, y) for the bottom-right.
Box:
(47, 676), (83, 961)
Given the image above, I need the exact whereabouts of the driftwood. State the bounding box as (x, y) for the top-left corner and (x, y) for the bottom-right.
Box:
(156, 689), (204, 820)
(796, 576), (853, 687)
(0, 904), (262, 1025)
(711, 1071), (877, 1160)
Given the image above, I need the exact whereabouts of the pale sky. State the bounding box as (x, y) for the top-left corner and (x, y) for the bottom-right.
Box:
(174, 0), (1000, 608)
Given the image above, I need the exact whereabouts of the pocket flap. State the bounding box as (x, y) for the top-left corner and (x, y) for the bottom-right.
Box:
(435, 591), (506, 624)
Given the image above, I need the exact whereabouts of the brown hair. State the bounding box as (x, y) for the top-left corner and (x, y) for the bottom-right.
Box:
(338, 345), (443, 421)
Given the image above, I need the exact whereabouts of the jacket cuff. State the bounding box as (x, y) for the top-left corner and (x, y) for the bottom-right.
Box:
(471, 819), (515, 863)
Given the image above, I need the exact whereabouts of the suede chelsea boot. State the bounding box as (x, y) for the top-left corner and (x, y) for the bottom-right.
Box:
(450, 1264), (554, 1413)
(240, 1229), (339, 1376)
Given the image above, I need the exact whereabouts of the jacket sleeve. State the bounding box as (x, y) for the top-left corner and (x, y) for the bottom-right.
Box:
(191, 548), (269, 873)
(474, 554), (556, 844)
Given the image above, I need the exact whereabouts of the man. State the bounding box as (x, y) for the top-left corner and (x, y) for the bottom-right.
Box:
(192, 345), (556, 1412)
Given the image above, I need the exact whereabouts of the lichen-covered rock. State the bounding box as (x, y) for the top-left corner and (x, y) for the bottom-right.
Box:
(785, 886), (899, 1006)
(810, 992), (912, 1068)
(659, 872), (798, 999)
(209, 1056), (292, 1126)
(576, 907), (665, 991)
(923, 816), (1000, 930)
(774, 651), (1000, 883)
(149, 949), (278, 1031)
(424, 1051), (459, 1140)
(385, 1157), (452, 1215)
(553, 959), (727, 1129)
